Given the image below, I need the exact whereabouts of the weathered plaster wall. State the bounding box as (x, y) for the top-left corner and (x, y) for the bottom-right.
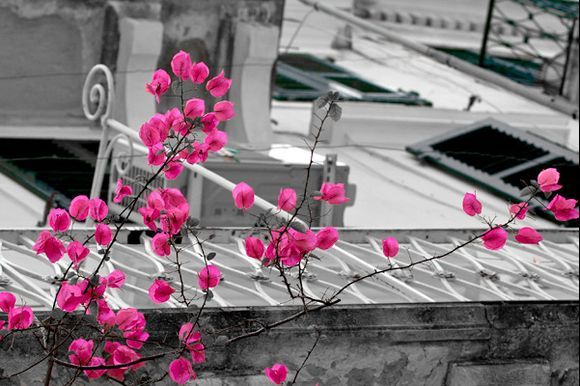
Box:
(1, 302), (578, 385)
(0, 0), (106, 124)
(0, 0), (284, 127)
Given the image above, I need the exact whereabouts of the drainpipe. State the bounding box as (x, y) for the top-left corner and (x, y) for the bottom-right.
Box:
(297, 0), (579, 119)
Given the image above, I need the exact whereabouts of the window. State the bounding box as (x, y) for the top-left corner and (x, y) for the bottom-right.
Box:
(407, 118), (579, 225)
(274, 53), (432, 106)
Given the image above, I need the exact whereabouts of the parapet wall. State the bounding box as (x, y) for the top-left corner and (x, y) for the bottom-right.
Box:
(1, 302), (578, 385)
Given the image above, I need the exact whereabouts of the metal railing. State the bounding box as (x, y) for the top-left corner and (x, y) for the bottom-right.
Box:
(82, 64), (302, 227)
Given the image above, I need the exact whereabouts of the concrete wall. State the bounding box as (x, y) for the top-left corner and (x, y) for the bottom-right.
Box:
(1, 302), (577, 385)
(0, 0), (284, 134)
(0, 0), (106, 126)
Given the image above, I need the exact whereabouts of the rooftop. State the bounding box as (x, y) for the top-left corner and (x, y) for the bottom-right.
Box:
(1, 228), (577, 311)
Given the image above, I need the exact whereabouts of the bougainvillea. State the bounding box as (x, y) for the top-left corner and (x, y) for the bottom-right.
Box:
(2, 49), (577, 386)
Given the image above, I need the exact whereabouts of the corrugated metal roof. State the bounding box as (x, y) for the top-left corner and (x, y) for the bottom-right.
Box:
(0, 228), (577, 311)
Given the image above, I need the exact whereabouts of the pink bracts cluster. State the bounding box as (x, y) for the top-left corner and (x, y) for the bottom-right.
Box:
(142, 51), (235, 182)
(0, 291), (34, 332)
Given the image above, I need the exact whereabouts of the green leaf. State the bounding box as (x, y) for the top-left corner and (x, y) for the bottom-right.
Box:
(314, 95), (330, 109)
(187, 217), (200, 228)
(328, 103), (342, 122)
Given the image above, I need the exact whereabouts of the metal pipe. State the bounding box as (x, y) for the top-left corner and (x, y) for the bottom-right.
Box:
(107, 119), (305, 227)
(479, 0), (496, 68)
(297, 0), (578, 119)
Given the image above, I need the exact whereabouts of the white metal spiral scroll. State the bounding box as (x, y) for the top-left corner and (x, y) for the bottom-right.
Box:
(83, 65), (135, 200)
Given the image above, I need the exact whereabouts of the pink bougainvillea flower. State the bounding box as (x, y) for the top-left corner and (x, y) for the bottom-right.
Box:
(32, 230), (65, 263)
(160, 207), (188, 236)
(147, 189), (165, 211)
(106, 358), (129, 382)
(190, 343), (206, 364)
(152, 233), (171, 256)
(140, 119), (162, 148)
(244, 236), (265, 260)
(206, 70), (232, 97)
(147, 143), (166, 166)
(265, 235), (302, 267)
(205, 130), (227, 152)
(69, 195), (90, 221)
(264, 363), (288, 385)
(8, 306), (34, 330)
(165, 108), (188, 136)
(482, 227), (508, 251)
(171, 50), (192, 80)
(290, 228), (317, 253)
(201, 112), (219, 134)
(139, 206), (160, 232)
(97, 299), (116, 327)
(67, 240), (90, 269)
(184, 98), (205, 119)
(382, 236), (399, 258)
(537, 168), (562, 193)
(148, 279), (175, 304)
(48, 208), (71, 233)
(198, 265), (221, 291)
(106, 270), (126, 289)
(277, 188), (297, 212)
(95, 224), (113, 246)
(0, 292), (16, 313)
(145, 69), (171, 103)
(462, 192), (483, 216)
(151, 113), (171, 142)
(313, 183), (349, 205)
(186, 142), (210, 164)
(213, 100), (235, 121)
(57, 282), (83, 313)
(515, 227), (543, 245)
(76, 278), (106, 305)
(189, 61), (210, 84)
(161, 188), (189, 212)
(69, 338), (94, 366)
(115, 308), (146, 332)
(316, 227), (339, 250)
(178, 322), (201, 347)
(169, 357), (196, 385)
(84, 357), (107, 379)
(509, 202), (529, 220)
(547, 195), (579, 222)
(124, 329), (150, 350)
(89, 198), (108, 222)
(164, 161), (184, 180)
(112, 345), (141, 369)
(113, 179), (133, 204)
(232, 182), (254, 211)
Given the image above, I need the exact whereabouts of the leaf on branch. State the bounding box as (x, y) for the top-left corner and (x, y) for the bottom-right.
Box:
(328, 103), (342, 122)
(205, 290), (214, 301)
(314, 95), (330, 109)
(520, 186), (537, 197)
(90, 274), (101, 286)
(187, 217), (200, 228)
(206, 252), (216, 261)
